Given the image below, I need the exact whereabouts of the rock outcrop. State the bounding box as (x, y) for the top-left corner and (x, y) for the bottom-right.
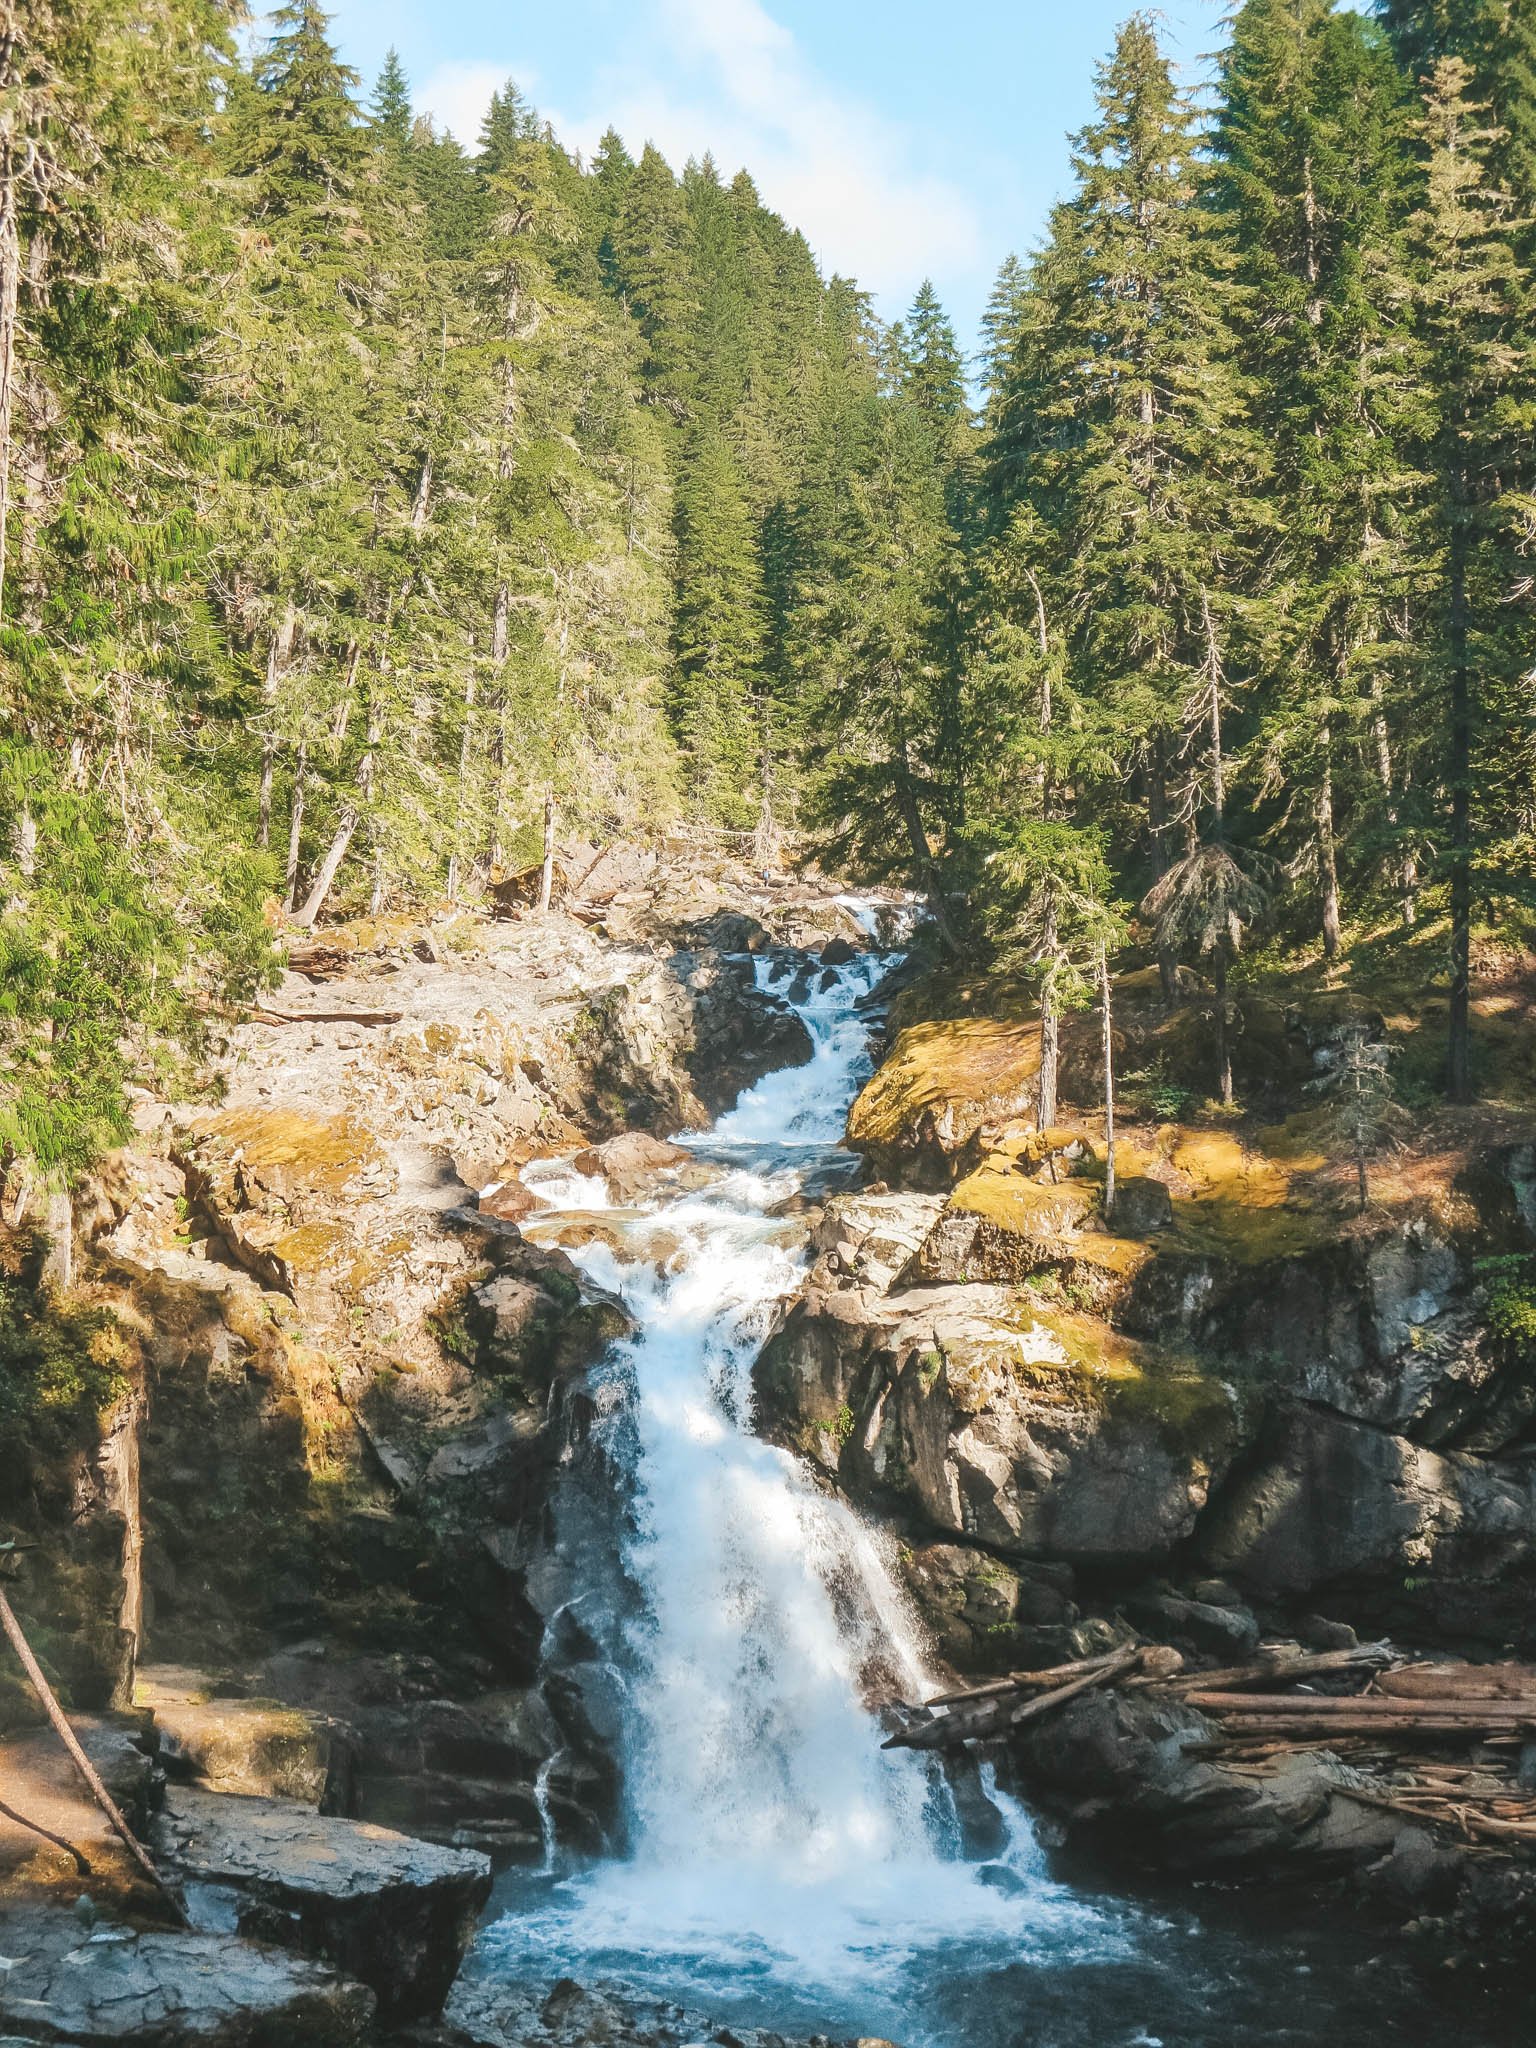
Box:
(0, 1909), (376, 2045)
(154, 1788), (490, 2022)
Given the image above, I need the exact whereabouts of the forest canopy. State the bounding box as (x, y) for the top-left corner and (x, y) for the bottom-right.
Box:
(2, 0), (1534, 1203)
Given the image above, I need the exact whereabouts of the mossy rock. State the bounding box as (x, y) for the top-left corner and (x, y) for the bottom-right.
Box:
(847, 1013), (1042, 1183)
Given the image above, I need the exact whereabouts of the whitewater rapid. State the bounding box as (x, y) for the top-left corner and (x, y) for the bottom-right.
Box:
(485, 942), (1120, 2038)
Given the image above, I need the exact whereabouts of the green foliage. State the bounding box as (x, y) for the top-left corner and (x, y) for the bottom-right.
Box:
(0, 1279), (132, 1454)
(1476, 1253), (1536, 1346)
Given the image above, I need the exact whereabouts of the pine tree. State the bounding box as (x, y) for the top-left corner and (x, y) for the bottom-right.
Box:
(1214, 0), (1415, 955)
(987, 15), (1256, 900)
(672, 428), (768, 823)
(1406, 57), (1535, 1098)
(370, 48), (413, 149)
(611, 145), (696, 402)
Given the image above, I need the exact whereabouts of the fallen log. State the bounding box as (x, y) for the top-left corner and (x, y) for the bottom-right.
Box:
(0, 1583), (188, 1923)
(1143, 1642), (1396, 1695)
(1376, 1662), (1536, 1702)
(1184, 1692), (1536, 1720)
(251, 1004), (403, 1027)
(922, 1648), (1133, 1711)
(885, 1643), (1144, 1752)
(1188, 1715), (1536, 1741)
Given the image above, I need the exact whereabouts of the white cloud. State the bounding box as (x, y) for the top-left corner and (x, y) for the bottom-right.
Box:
(552, 0), (982, 314)
(416, 58), (518, 146)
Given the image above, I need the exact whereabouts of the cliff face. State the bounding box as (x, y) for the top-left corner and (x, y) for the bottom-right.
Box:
(753, 965), (1536, 1664)
(2, 867), (871, 1858)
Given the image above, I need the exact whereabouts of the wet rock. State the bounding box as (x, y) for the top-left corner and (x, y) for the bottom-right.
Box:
(820, 936), (858, 966)
(570, 1133), (691, 1203)
(478, 1181), (542, 1224)
(438, 1972), (893, 2048)
(0, 1907), (375, 2044)
(1123, 1587), (1260, 1661)
(153, 1787), (490, 2022)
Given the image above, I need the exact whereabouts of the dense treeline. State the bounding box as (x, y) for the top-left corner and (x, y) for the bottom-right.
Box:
(1, 0), (1533, 1206)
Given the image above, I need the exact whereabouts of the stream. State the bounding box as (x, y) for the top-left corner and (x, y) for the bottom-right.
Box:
(470, 933), (1524, 2048)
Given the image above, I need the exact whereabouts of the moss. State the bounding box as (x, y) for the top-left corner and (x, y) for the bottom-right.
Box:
(949, 1163), (1094, 1237)
(270, 1222), (351, 1276)
(0, 1280), (133, 1450)
(847, 1012), (1041, 1151)
(200, 1107), (387, 1196)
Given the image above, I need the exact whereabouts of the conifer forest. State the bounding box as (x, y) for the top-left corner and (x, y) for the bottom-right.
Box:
(14, 7), (1536, 2041)
(4, 0), (1536, 1190)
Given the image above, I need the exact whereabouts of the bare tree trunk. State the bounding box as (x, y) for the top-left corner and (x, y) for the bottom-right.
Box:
(538, 788), (556, 912)
(0, 103), (20, 630)
(1318, 728), (1341, 961)
(258, 604), (296, 851)
(446, 663), (477, 903)
(410, 449), (433, 535)
(485, 580), (509, 870)
(1037, 885), (1059, 1133)
(0, 1584), (187, 1922)
(283, 742), (307, 913)
(1214, 949), (1233, 1107)
(1100, 940), (1117, 1223)
(1447, 519), (1472, 1103)
(294, 703), (378, 930)
(1148, 744), (1178, 1000)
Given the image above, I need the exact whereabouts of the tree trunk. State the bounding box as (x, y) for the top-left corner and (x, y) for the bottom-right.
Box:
(0, 105), (20, 630)
(1447, 520), (1472, 1103)
(292, 806), (357, 929)
(538, 788), (556, 912)
(485, 580), (509, 870)
(1148, 743), (1178, 1000)
(896, 740), (959, 953)
(1037, 965), (1059, 1133)
(258, 605), (296, 851)
(446, 664), (477, 903)
(283, 743), (307, 913)
(1099, 940), (1116, 1224)
(1318, 729), (1341, 961)
(0, 1585), (187, 1922)
(1214, 950), (1233, 1107)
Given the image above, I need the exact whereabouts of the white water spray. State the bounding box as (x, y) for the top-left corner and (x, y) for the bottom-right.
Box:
(488, 938), (1117, 2033)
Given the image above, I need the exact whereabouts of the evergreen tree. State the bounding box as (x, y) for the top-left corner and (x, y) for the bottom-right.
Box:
(1214, 0), (1414, 955)
(1406, 58), (1535, 1098)
(370, 48), (413, 149)
(672, 428), (768, 824)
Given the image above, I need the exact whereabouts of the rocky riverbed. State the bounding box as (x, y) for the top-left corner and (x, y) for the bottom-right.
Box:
(7, 853), (1536, 2042)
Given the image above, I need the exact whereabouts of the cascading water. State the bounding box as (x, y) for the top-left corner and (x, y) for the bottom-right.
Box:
(485, 942), (1120, 2038)
(477, 934), (1526, 2047)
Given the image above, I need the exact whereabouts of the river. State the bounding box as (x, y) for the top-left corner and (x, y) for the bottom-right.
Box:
(469, 934), (1525, 2048)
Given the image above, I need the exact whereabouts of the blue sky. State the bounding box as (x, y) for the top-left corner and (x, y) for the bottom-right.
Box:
(320, 0), (1235, 350)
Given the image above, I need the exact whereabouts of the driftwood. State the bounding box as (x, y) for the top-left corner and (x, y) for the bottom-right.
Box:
(1376, 1661), (1536, 1702)
(1185, 1691), (1536, 1721)
(885, 1643), (1145, 1752)
(251, 1004), (403, 1027)
(0, 1586), (187, 1922)
(1143, 1642), (1396, 1694)
(923, 1648), (1135, 1711)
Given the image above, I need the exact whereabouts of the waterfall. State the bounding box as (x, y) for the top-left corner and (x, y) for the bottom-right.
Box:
(488, 941), (1117, 2038)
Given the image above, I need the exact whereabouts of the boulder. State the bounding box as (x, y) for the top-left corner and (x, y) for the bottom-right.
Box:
(846, 1014), (1042, 1187)
(153, 1788), (491, 2022)
(1108, 1176), (1173, 1234)
(756, 1281), (1240, 1568)
(898, 1540), (1080, 1670)
(138, 1668), (353, 1810)
(0, 1909), (374, 2045)
(569, 1133), (690, 1203)
(820, 936), (858, 966)
(1197, 1403), (1536, 1602)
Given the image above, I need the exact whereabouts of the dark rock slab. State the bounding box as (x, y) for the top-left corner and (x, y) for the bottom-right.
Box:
(153, 1788), (490, 2022)
(0, 1908), (373, 2045)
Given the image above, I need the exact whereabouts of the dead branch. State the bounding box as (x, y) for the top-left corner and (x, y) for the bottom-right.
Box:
(0, 1587), (188, 1922)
